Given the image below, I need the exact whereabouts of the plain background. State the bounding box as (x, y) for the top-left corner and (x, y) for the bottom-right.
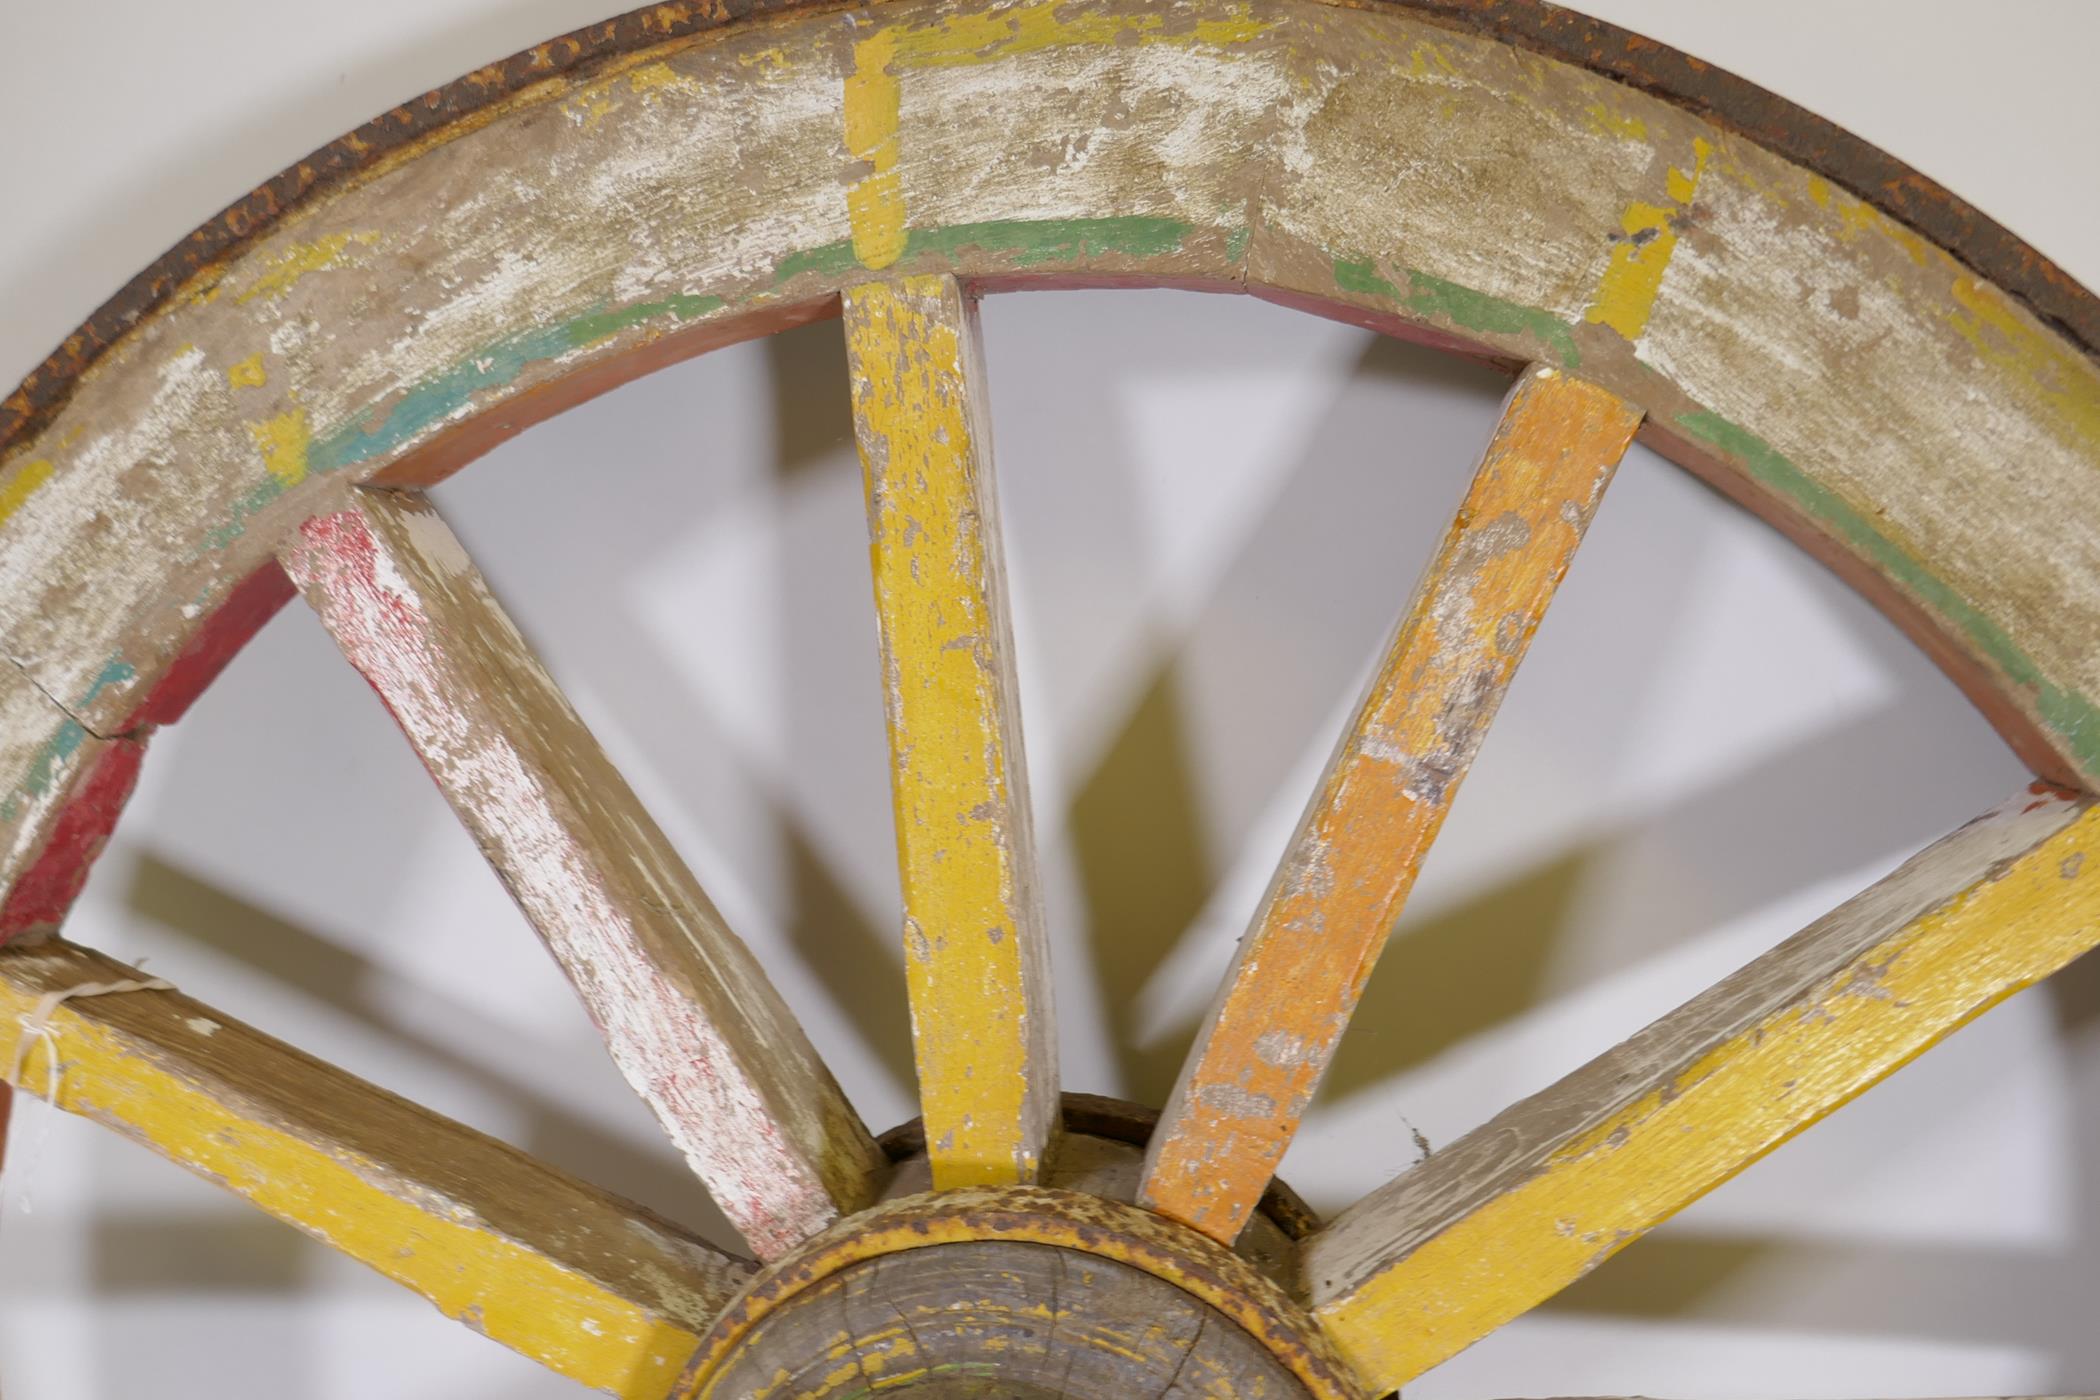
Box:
(3, 2), (2099, 1396)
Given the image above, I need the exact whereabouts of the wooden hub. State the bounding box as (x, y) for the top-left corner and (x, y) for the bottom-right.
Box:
(678, 1188), (1365, 1399)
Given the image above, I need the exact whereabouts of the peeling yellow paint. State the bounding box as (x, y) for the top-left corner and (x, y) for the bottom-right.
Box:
(1950, 275), (2100, 450)
(566, 89), (616, 129)
(1315, 798), (2100, 1392)
(0, 975), (701, 1397)
(1403, 38), (1459, 79)
(1583, 137), (1711, 342)
(1584, 100), (1647, 142)
(737, 45), (793, 78)
(1808, 173), (1932, 266)
(628, 60), (698, 98)
(839, 3), (1270, 270)
(845, 29), (907, 270)
(248, 407), (312, 487)
(845, 277), (1054, 1189)
(227, 354), (267, 390)
(0, 458), (55, 530)
(235, 230), (380, 303)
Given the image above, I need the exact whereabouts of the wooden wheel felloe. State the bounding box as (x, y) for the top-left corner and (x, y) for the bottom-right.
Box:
(2, 1), (2098, 1397)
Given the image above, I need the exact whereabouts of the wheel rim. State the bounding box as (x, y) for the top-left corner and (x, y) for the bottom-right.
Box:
(2, 1), (2098, 1397)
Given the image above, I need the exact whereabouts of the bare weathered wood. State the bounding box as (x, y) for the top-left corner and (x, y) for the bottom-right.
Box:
(1303, 784), (2100, 1392)
(1140, 365), (1639, 1244)
(280, 488), (885, 1257)
(698, 1239), (1308, 1398)
(0, 938), (749, 1395)
(2, 0), (2096, 809)
(681, 1187), (1366, 1399)
(844, 274), (1058, 1189)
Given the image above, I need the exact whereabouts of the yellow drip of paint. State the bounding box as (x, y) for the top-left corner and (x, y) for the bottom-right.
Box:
(840, 3), (1270, 271)
(1583, 137), (1711, 342)
(227, 354), (267, 390)
(248, 407), (312, 487)
(0, 458), (54, 530)
(236, 231), (380, 303)
(845, 28), (906, 271)
(2, 987), (700, 1397)
(1315, 801), (2100, 1393)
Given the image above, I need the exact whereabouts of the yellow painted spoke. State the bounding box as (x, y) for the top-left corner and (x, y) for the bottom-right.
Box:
(1140, 366), (1641, 1243)
(844, 274), (1058, 1188)
(1303, 785), (2100, 1393)
(281, 490), (884, 1258)
(0, 938), (751, 1396)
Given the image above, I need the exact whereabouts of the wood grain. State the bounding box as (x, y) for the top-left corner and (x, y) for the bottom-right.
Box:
(5, 0), (2100, 881)
(280, 488), (885, 1258)
(700, 1240), (1308, 1398)
(844, 274), (1058, 1189)
(1140, 365), (1639, 1244)
(680, 1186), (1365, 1399)
(1301, 784), (2100, 1392)
(0, 937), (750, 1396)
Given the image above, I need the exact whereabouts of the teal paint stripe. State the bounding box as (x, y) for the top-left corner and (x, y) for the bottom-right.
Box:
(309, 290), (725, 475)
(2, 716), (87, 823)
(77, 656), (136, 710)
(1678, 409), (2100, 776)
(199, 217), (1203, 555)
(905, 215), (1189, 266)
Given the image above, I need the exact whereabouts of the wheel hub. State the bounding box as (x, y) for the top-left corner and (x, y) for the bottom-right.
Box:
(678, 1187), (1362, 1399)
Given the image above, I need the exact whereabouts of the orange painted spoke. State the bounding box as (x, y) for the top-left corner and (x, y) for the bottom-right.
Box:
(1304, 786), (2100, 1393)
(0, 938), (751, 1396)
(281, 490), (883, 1258)
(844, 274), (1058, 1188)
(1139, 366), (1640, 1243)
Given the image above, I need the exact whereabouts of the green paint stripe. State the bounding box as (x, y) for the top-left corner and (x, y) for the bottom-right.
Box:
(202, 217), (1203, 554)
(906, 215), (1189, 266)
(1333, 256), (1580, 368)
(1677, 410), (2100, 775)
(774, 216), (1194, 285)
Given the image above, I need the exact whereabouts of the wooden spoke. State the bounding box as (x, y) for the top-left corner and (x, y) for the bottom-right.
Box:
(1303, 785), (2100, 1393)
(280, 491), (884, 1258)
(843, 274), (1058, 1189)
(1139, 365), (1641, 1243)
(0, 938), (751, 1396)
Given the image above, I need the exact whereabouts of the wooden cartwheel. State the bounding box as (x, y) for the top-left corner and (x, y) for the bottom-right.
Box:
(3, 2), (2099, 1396)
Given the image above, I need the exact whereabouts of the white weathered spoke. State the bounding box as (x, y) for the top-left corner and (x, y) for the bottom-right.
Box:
(281, 489), (884, 1258)
(843, 274), (1058, 1188)
(0, 937), (749, 1396)
(1303, 785), (2100, 1393)
(1139, 366), (1641, 1243)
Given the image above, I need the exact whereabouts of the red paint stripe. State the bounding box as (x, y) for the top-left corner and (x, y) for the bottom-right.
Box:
(124, 562), (295, 729)
(0, 737), (145, 942)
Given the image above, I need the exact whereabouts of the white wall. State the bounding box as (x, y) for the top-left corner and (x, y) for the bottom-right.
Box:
(2, 3), (2097, 1397)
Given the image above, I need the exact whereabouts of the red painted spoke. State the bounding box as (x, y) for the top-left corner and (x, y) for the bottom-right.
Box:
(281, 488), (885, 1258)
